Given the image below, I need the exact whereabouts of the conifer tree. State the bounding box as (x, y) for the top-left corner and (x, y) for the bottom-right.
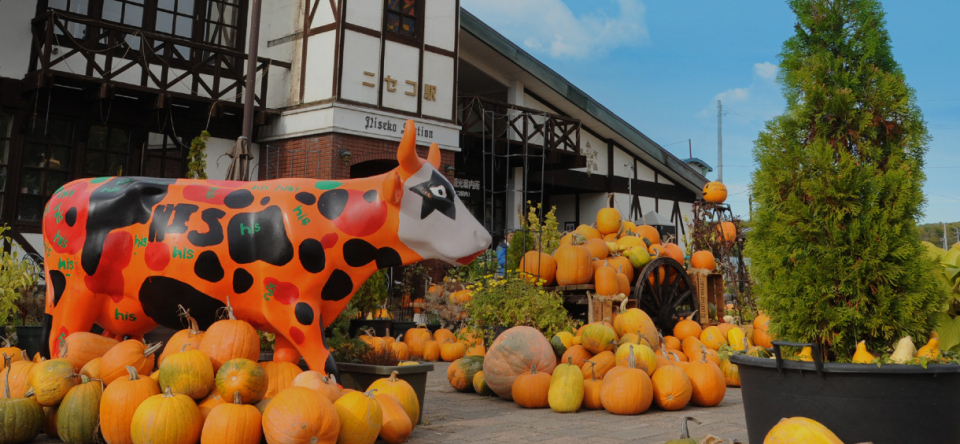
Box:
(747, 0), (945, 360)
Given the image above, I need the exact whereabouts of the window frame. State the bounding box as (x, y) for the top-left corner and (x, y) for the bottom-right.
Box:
(16, 117), (76, 224)
(382, 0), (424, 44)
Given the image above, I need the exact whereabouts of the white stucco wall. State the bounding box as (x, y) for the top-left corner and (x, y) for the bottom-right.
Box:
(205, 137), (261, 181)
(0, 1), (36, 81)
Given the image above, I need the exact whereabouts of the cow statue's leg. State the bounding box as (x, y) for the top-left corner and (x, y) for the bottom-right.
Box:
(273, 335), (302, 363)
(44, 287), (101, 359)
(264, 299), (334, 374)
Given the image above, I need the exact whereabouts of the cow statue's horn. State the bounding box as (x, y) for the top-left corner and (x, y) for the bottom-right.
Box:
(398, 120), (422, 175)
(426, 143), (441, 169)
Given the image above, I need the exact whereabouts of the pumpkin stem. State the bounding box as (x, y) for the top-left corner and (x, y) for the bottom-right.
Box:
(628, 344), (636, 369)
(2, 353), (10, 399)
(700, 346), (708, 364)
(225, 296), (236, 320)
(566, 356), (573, 366)
(388, 370), (399, 382)
(529, 363), (537, 375)
(584, 360), (597, 381)
(364, 388), (377, 398)
(144, 341), (164, 357)
(397, 334), (404, 342)
(162, 386), (174, 397)
(125, 365), (140, 381)
(79, 375), (90, 384)
(233, 391), (242, 404)
(24, 387), (35, 397)
(679, 416), (701, 439)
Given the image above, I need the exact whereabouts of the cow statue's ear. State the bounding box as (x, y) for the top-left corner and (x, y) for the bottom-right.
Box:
(381, 170), (403, 205)
(426, 143), (441, 169)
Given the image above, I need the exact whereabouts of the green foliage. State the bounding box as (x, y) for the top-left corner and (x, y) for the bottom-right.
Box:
(325, 306), (371, 364)
(747, 0), (946, 361)
(465, 272), (578, 339)
(350, 269), (389, 318)
(0, 226), (41, 326)
(506, 231), (536, 272)
(526, 202), (561, 254)
(186, 131), (209, 180)
(447, 250), (497, 282)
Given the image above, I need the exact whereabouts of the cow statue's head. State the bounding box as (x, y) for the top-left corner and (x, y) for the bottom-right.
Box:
(381, 120), (492, 265)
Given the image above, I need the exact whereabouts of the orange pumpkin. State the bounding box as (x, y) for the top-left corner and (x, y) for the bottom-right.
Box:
(673, 319), (703, 342)
(690, 251), (716, 271)
(482, 326), (557, 400)
(215, 358), (268, 404)
(403, 325), (433, 359)
(439, 340), (466, 362)
(201, 391), (262, 444)
(574, 224), (602, 240)
(79, 357), (101, 380)
(422, 340), (441, 362)
(554, 245), (593, 286)
(596, 208), (623, 235)
(594, 265), (620, 296)
(662, 243), (685, 264)
(292, 371), (341, 404)
(634, 225), (661, 246)
(519, 251), (558, 286)
(376, 393), (412, 444)
(583, 238), (610, 260)
(259, 361), (303, 399)
(599, 348), (653, 415)
(615, 269), (631, 295)
(716, 221), (737, 245)
(262, 386), (339, 444)
(580, 351), (615, 379)
(99, 340), (162, 385)
(651, 364), (692, 410)
(606, 256), (634, 283)
(561, 345), (593, 369)
(58, 332), (119, 372)
(753, 314), (773, 348)
(100, 366), (161, 444)
(198, 301), (260, 373)
(702, 181), (728, 203)
(130, 387), (203, 444)
(197, 391), (226, 422)
(511, 363), (551, 408)
(581, 361), (603, 410)
(159, 311), (205, 365)
(613, 309), (658, 347)
(685, 351), (726, 407)
(390, 338), (410, 361)
(335, 389), (383, 444)
(0, 339), (21, 372)
(700, 326), (728, 351)
(367, 370), (420, 425)
(664, 336), (682, 351)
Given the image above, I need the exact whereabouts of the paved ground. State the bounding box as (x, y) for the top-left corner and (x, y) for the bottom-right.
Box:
(409, 362), (750, 444)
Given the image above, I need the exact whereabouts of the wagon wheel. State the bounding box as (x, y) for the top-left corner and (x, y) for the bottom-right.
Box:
(632, 257), (697, 335)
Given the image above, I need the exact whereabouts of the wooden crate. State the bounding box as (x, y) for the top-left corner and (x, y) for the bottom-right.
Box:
(691, 271), (724, 325)
(588, 294), (632, 324)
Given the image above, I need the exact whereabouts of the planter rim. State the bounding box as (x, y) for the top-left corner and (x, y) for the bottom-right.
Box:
(335, 362), (435, 375)
(730, 353), (960, 374)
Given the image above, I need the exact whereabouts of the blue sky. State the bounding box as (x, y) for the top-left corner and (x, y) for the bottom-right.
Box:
(460, 0), (960, 225)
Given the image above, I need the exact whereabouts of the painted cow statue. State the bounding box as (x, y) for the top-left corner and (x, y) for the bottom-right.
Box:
(40, 120), (492, 375)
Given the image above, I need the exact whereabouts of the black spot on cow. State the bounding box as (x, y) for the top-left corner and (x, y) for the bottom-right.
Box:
(317, 189), (349, 220)
(260, 196), (270, 205)
(343, 239), (377, 267)
(295, 302), (314, 326)
(194, 251), (224, 283)
(224, 189), (255, 209)
(298, 238), (325, 274)
(64, 207), (77, 227)
(139, 276), (226, 330)
(295, 192), (316, 206)
(321, 269), (353, 301)
(233, 268), (254, 294)
(188, 208), (226, 248)
(226, 206), (294, 266)
(82, 178), (172, 276)
(49, 270), (66, 307)
(363, 190), (378, 203)
(149, 203), (198, 243)
(376, 247), (402, 269)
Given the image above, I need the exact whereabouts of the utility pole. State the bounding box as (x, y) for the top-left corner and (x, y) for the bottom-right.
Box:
(242, 0), (263, 141)
(717, 100), (723, 182)
(954, 227), (959, 245)
(944, 221), (949, 250)
(688, 139), (692, 158)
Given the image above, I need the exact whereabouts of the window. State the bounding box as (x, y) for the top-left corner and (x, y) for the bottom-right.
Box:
(143, 133), (184, 179)
(204, 0), (241, 49)
(101, 0), (144, 27)
(0, 115), (12, 220)
(84, 125), (131, 177)
(47, 0), (90, 37)
(19, 118), (74, 222)
(385, 0), (417, 38)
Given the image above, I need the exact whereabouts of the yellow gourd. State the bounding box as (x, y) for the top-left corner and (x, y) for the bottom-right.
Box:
(851, 340), (874, 364)
(917, 337), (940, 359)
(889, 336), (916, 364)
(795, 347), (813, 362)
(763, 417), (843, 444)
(727, 328), (746, 352)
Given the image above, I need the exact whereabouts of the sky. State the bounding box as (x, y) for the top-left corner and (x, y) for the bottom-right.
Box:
(459, 0), (960, 225)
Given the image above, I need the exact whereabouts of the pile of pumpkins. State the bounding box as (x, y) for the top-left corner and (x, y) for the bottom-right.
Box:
(0, 306), (422, 444)
(445, 307), (763, 415)
(360, 324), (485, 363)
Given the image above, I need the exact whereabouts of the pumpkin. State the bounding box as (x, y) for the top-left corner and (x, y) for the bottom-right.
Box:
(664, 335), (683, 351)
(421, 340), (441, 362)
(262, 386), (339, 444)
(548, 357), (584, 413)
(613, 308), (658, 346)
(130, 386), (202, 444)
(594, 265), (620, 296)
(702, 181), (727, 203)
(101, 366), (161, 444)
(673, 319), (703, 342)
(574, 224), (602, 240)
(606, 256), (634, 282)
(197, 391), (225, 422)
(389, 338), (410, 361)
(0, 353), (33, 398)
(720, 357), (740, 387)
(615, 342), (656, 376)
(26, 358), (78, 406)
(433, 328), (456, 345)
(58, 332), (120, 371)
(634, 225), (661, 245)
(554, 245), (593, 285)
(716, 221), (737, 245)
(57, 375), (103, 444)
(764, 417), (844, 443)
(292, 371), (340, 404)
(551, 332), (574, 358)
(159, 348), (214, 400)
(583, 238), (611, 260)
(651, 365), (692, 411)
(615, 269), (631, 295)
(198, 299), (260, 373)
(79, 357), (100, 380)
(482, 326), (557, 400)
(580, 322), (618, 354)
(560, 345), (592, 370)
(43, 405), (59, 439)
(684, 351), (726, 407)
(447, 356), (484, 392)
(465, 344), (485, 357)
(753, 314), (773, 348)
(596, 207), (622, 234)
(519, 251), (557, 286)
(334, 389), (382, 444)
(375, 393), (412, 444)
(0, 354), (43, 443)
(253, 396), (270, 415)
(512, 363), (551, 409)
(403, 325), (433, 360)
(580, 350), (615, 379)
(700, 326), (728, 350)
(472, 371), (493, 396)
(100, 340), (162, 385)
(448, 290), (472, 305)
(367, 370), (419, 425)
(200, 391), (261, 444)
(0, 339), (22, 371)
(600, 346), (653, 415)
(439, 339), (466, 362)
(666, 416), (702, 444)
(616, 235), (645, 252)
(159, 310), (205, 365)
(662, 243), (685, 264)
(581, 361), (603, 410)
(259, 361), (303, 399)
(214, 357), (267, 404)
(690, 251), (716, 271)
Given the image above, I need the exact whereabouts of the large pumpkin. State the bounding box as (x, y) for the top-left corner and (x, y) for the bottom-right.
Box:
(0, 354), (33, 398)
(613, 308), (658, 346)
(200, 391), (261, 444)
(554, 245), (593, 286)
(599, 350), (653, 415)
(583, 238), (611, 260)
(58, 332), (119, 371)
(56, 375), (103, 444)
(482, 326), (557, 400)
(0, 355), (43, 443)
(548, 357), (584, 413)
(574, 224), (601, 240)
(367, 370), (419, 425)
(100, 366), (161, 444)
(716, 221), (737, 246)
(651, 365), (692, 411)
(673, 319), (703, 342)
(215, 358), (268, 404)
(259, 361), (303, 399)
(375, 393), (412, 444)
(634, 225), (661, 246)
(292, 371), (340, 404)
(130, 387), (202, 444)
(447, 356), (484, 393)
(159, 312), (205, 366)
(700, 326), (728, 351)
(100, 340), (162, 385)
(690, 251), (716, 271)
(403, 325), (433, 359)
(421, 340), (441, 362)
(518, 251), (557, 286)
(702, 181), (728, 203)
(594, 265), (620, 296)
(262, 386), (339, 444)
(684, 353), (726, 407)
(596, 207), (622, 234)
(26, 359), (78, 406)
(198, 303), (260, 373)
(439, 340), (466, 362)
(158, 348), (215, 400)
(334, 389), (382, 444)
(511, 363), (551, 409)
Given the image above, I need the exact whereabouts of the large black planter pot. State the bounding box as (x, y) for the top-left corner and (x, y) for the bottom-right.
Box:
(731, 341), (960, 444)
(15, 326), (43, 358)
(335, 362), (434, 424)
(391, 321), (416, 339)
(348, 319), (392, 337)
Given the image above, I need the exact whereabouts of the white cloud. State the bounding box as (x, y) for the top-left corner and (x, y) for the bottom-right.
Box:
(462, 0), (649, 59)
(754, 62), (778, 81)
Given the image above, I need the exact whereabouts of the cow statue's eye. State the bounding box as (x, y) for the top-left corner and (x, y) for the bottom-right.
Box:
(429, 185), (447, 198)
(409, 171), (456, 220)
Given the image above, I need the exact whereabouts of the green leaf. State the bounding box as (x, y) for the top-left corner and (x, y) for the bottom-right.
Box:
(943, 249), (960, 268)
(936, 312), (960, 352)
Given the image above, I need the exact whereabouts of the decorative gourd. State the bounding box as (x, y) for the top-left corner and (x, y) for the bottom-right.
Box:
(334, 389), (382, 444)
(554, 245), (593, 285)
(421, 340), (441, 362)
(130, 387), (202, 444)
(259, 361), (303, 399)
(519, 251), (558, 286)
(447, 356), (484, 392)
(482, 326), (557, 400)
(0, 354), (43, 444)
(651, 365), (692, 411)
(214, 358), (267, 404)
(439, 339), (467, 362)
(699, 326), (728, 350)
(594, 265), (620, 296)
(719, 357), (740, 387)
(580, 350), (615, 379)
(796, 346), (815, 362)
(684, 350), (726, 407)
(158, 348), (214, 400)
(262, 386), (339, 444)
(99, 340), (162, 385)
(580, 322), (618, 355)
(702, 181), (727, 203)
(665, 416), (702, 444)
(58, 332), (120, 371)
(56, 375), (103, 444)
(690, 251), (716, 271)
(472, 371), (493, 396)
(548, 357), (584, 413)
(25, 358), (78, 406)
(600, 346), (653, 415)
(852, 340), (874, 364)
(292, 371), (340, 404)
(917, 337), (941, 359)
(673, 319), (703, 342)
(197, 391), (225, 422)
(763, 417), (843, 444)
(101, 366), (161, 444)
(389, 338), (410, 361)
(375, 393), (412, 444)
(200, 391), (261, 444)
(79, 357), (101, 380)
(511, 363), (551, 409)
(560, 345), (592, 369)
(615, 342), (656, 376)
(727, 328), (747, 352)
(198, 299), (260, 373)
(889, 336), (916, 364)
(551, 332), (574, 359)
(403, 325), (433, 359)
(581, 361), (603, 410)
(0, 352), (33, 398)
(367, 370), (419, 425)
(159, 310), (205, 366)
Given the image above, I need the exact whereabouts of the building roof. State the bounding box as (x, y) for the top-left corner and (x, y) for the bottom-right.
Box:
(683, 158), (714, 173)
(460, 9), (709, 194)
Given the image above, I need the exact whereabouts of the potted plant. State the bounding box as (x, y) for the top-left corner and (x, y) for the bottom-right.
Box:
(734, 1), (958, 443)
(347, 269), (392, 337)
(0, 227), (42, 356)
(465, 271), (577, 345)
